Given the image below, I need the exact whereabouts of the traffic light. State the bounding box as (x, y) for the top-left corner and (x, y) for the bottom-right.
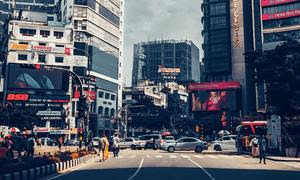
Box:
(78, 97), (88, 119)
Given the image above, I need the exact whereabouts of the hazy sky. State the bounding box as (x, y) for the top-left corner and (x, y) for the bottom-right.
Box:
(123, 0), (203, 86)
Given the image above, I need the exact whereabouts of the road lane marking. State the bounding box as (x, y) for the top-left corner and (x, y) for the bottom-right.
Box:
(127, 158), (144, 180)
(206, 155), (218, 159)
(189, 159), (215, 180)
(181, 155), (190, 159)
(170, 155), (177, 158)
(219, 155), (231, 159)
(232, 155), (243, 158)
(155, 155), (162, 158)
(194, 155), (204, 159)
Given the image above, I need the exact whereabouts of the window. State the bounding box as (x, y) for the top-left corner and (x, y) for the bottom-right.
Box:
(18, 54), (27, 61)
(19, 42), (28, 44)
(47, 16), (54, 21)
(105, 93), (110, 99)
(55, 57), (64, 63)
(20, 28), (36, 36)
(111, 109), (115, 116)
(39, 43), (46, 46)
(183, 138), (197, 142)
(56, 44), (64, 48)
(223, 137), (231, 141)
(125, 138), (133, 142)
(99, 5), (120, 26)
(98, 106), (103, 114)
(111, 94), (116, 100)
(104, 107), (109, 116)
(98, 91), (104, 98)
(54, 31), (64, 39)
(40, 30), (50, 37)
(38, 54), (46, 63)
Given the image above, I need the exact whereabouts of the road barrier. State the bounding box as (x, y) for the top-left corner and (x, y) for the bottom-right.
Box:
(0, 154), (97, 180)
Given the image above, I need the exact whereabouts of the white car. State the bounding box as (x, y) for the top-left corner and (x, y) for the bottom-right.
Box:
(119, 137), (146, 150)
(211, 135), (237, 151)
(92, 137), (102, 147)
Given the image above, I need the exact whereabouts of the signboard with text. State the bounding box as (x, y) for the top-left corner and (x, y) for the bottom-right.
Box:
(261, 0), (297, 7)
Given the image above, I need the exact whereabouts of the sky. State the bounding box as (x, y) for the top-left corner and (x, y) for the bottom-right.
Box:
(123, 0), (203, 86)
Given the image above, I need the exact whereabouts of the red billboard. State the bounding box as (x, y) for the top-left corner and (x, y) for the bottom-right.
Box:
(188, 81), (240, 91)
(261, 0), (297, 7)
(262, 9), (300, 20)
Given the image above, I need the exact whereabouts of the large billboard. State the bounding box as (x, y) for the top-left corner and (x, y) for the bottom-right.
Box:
(191, 90), (238, 112)
(7, 63), (69, 91)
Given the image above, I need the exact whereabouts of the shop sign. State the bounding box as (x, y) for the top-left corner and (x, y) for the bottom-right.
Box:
(31, 45), (52, 52)
(70, 128), (77, 134)
(37, 110), (61, 116)
(261, 0), (296, 7)
(10, 43), (70, 55)
(10, 43), (30, 51)
(189, 81), (241, 91)
(262, 10), (300, 20)
(232, 0), (240, 48)
(36, 127), (50, 133)
(49, 129), (69, 135)
(7, 93), (29, 101)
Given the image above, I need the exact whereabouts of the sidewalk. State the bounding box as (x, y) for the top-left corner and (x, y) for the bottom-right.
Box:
(238, 150), (300, 162)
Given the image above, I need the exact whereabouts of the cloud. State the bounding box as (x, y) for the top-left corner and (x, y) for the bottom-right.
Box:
(123, 0), (203, 86)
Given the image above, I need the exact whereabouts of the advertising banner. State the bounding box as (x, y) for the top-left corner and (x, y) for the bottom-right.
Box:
(10, 43), (69, 55)
(262, 10), (300, 20)
(7, 63), (69, 91)
(189, 81), (240, 91)
(191, 90), (238, 112)
(261, 0), (297, 7)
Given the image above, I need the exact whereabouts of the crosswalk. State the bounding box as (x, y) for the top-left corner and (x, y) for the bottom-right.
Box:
(113, 154), (246, 160)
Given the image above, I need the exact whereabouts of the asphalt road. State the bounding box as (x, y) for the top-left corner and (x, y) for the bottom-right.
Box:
(43, 149), (300, 180)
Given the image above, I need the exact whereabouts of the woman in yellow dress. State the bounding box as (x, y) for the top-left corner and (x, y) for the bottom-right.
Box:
(103, 135), (110, 160)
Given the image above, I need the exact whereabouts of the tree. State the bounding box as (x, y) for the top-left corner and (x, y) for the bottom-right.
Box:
(245, 39), (300, 115)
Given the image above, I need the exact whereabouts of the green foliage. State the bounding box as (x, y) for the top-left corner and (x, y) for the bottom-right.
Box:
(245, 39), (300, 115)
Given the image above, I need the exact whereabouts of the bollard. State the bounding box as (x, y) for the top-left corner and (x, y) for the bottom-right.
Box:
(66, 161), (69, 169)
(28, 169), (35, 180)
(21, 170), (28, 180)
(13, 172), (20, 180)
(35, 167), (41, 178)
(59, 162), (63, 171)
(41, 166), (46, 176)
(51, 164), (56, 173)
(46, 165), (51, 175)
(56, 163), (59, 172)
(63, 162), (66, 170)
(3, 174), (12, 180)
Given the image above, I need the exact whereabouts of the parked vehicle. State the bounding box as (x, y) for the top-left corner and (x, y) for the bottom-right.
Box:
(40, 138), (57, 146)
(119, 137), (146, 150)
(139, 134), (164, 149)
(162, 137), (208, 153)
(65, 139), (84, 146)
(92, 137), (101, 147)
(161, 136), (175, 148)
(211, 135), (237, 151)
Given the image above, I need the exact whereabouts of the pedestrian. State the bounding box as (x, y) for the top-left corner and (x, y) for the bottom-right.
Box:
(258, 135), (267, 164)
(250, 137), (259, 157)
(27, 137), (35, 158)
(4, 135), (13, 159)
(58, 136), (63, 152)
(98, 136), (104, 162)
(112, 134), (120, 158)
(103, 134), (109, 160)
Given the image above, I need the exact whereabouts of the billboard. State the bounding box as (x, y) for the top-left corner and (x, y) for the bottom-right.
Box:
(261, 0), (296, 7)
(191, 90), (238, 112)
(262, 10), (300, 20)
(7, 63), (69, 91)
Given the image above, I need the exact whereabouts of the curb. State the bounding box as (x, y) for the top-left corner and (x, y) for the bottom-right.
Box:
(0, 154), (97, 180)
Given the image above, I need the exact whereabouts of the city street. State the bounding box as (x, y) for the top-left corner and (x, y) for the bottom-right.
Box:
(43, 149), (300, 180)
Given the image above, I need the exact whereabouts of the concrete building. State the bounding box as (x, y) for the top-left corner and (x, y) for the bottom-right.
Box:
(132, 40), (200, 86)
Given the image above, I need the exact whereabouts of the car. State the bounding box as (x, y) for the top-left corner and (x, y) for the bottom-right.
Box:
(40, 138), (57, 146)
(211, 135), (237, 151)
(119, 137), (146, 150)
(161, 136), (176, 149)
(139, 134), (164, 149)
(162, 137), (208, 153)
(65, 139), (85, 146)
(92, 137), (101, 147)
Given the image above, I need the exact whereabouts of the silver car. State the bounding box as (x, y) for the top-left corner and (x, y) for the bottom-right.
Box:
(119, 137), (146, 150)
(162, 137), (208, 153)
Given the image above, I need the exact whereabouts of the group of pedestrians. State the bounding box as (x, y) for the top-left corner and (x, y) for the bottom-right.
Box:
(98, 133), (120, 162)
(250, 135), (267, 164)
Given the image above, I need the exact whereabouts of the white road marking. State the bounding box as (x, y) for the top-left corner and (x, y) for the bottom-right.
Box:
(155, 155), (162, 158)
(219, 155), (231, 159)
(194, 155), (204, 159)
(189, 159), (216, 180)
(206, 155), (218, 159)
(181, 155), (190, 159)
(127, 158), (144, 180)
(232, 155), (243, 158)
(170, 155), (177, 158)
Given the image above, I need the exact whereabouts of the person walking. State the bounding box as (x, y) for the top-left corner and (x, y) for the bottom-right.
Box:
(98, 136), (105, 162)
(112, 134), (120, 158)
(4, 135), (13, 159)
(58, 137), (63, 152)
(103, 134), (109, 160)
(27, 137), (35, 158)
(250, 137), (259, 157)
(258, 135), (267, 164)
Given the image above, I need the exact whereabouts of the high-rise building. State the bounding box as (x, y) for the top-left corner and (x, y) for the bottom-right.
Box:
(201, 0), (256, 114)
(132, 40), (200, 86)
